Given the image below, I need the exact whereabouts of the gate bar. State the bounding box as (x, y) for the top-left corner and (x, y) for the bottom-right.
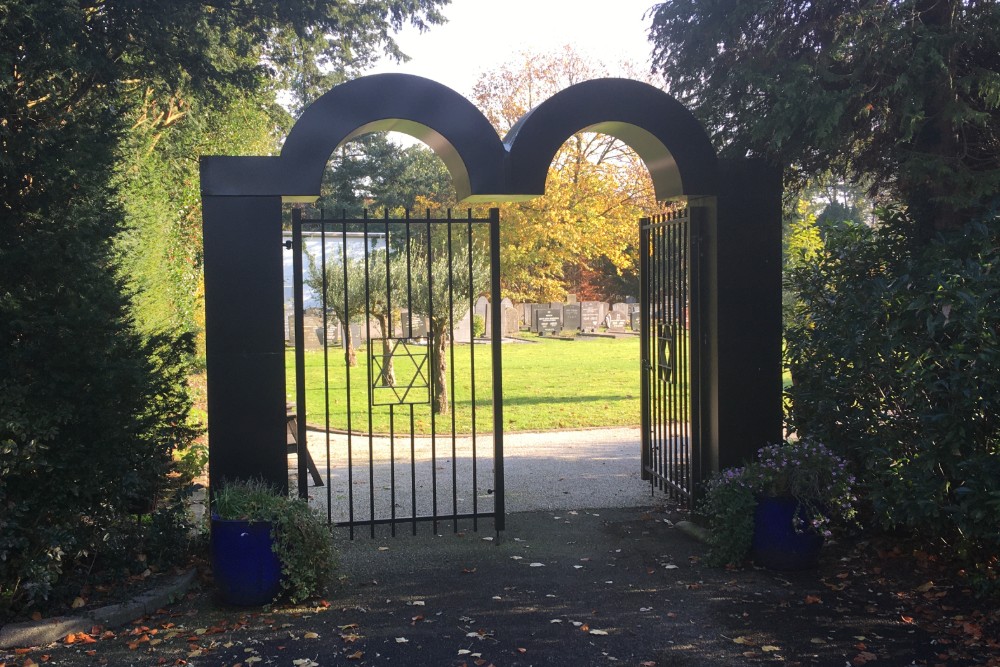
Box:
(489, 207), (505, 532)
(639, 216), (651, 483)
(291, 208), (309, 500)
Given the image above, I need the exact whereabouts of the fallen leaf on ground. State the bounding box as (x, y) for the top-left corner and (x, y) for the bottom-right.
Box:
(852, 651), (878, 665)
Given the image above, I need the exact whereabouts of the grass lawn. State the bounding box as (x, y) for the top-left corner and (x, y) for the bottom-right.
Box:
(286, 334), (645, 435)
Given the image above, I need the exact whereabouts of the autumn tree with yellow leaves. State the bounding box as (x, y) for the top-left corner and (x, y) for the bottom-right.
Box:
(471, 48), (660, 303)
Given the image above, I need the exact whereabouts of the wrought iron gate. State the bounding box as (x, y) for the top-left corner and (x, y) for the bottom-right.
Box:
(640, 206), (702, 505)
(288, 208), (504, 537)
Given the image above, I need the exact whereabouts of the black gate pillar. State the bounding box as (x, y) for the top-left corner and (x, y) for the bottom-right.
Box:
(703, 158), (784, 471)
(202, 195), (289, 492)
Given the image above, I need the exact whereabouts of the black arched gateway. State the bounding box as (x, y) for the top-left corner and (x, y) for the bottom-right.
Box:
(200, 74), (782, 532)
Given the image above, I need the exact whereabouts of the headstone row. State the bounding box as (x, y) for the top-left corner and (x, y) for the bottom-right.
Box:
(514, 299), (641, 335)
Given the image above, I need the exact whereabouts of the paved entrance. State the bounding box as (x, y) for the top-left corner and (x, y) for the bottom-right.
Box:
(291, 427), (653, 527)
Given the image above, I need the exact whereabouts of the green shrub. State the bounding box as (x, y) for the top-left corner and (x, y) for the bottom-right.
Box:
(785, 206), (1000, 592)
(0, 318), (200, 619)
(213, 480), (337, 604)
(472, 314), (486, 339)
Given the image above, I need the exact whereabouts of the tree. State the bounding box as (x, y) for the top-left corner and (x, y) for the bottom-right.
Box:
(305, 245), (371, 367)
(118, 89), (287, 337)
(1, 0), (448, 616)
(405, 227), (490, 415)
(471, 48), (658, 302)
(648, 0), (1000, 237)
(317, 134), (455, 214)
(784, 208), (1000, 586)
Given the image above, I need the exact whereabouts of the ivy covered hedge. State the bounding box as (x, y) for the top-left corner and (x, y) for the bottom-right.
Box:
(785, 207), (1000, 592)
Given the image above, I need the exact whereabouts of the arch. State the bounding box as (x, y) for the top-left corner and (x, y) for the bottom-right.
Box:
(200, 74), (508, 202)
(503, 78), (717, 200)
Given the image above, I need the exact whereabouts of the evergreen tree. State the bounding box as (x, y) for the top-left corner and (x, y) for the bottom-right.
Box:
(648, 0), (1000, 237)
(0, 0), (447, 617)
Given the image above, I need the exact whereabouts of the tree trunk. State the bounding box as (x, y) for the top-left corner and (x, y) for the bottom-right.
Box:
(431, 319), (449, 415)
(377, 314), (395, 387)
(909, 0), (963, 236)
(343, 324), (357, 367)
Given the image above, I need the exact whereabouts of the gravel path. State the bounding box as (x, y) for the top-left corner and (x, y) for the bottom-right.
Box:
(292, 427), (655, 523)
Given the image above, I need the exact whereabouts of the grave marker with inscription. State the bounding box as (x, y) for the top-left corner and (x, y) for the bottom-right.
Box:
(548, 302), (565, 323)
(605, 311), (627, 333)
(580, 301), (602, 332)
(528, 303), (547, 333)
(533, 308), (562, 335)
(562, 303), (582, 331)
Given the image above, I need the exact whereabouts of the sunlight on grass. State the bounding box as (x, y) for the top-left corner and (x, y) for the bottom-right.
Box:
(286, 335), (643, 434)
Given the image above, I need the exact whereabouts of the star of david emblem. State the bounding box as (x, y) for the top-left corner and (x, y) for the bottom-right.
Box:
(370, 339), (431, 406)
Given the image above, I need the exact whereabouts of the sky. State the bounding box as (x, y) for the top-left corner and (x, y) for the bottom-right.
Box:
(366, 0), (659, 98)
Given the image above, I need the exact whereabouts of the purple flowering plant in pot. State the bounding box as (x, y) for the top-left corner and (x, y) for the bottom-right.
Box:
(699, 439), (857, 569)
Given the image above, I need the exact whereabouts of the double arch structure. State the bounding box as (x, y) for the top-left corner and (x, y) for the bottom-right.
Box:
(200, 74), (782, 495)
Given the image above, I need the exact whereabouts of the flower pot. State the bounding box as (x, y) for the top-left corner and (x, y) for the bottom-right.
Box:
(751, 496), (824, 570)
(211, 517), (282, 606)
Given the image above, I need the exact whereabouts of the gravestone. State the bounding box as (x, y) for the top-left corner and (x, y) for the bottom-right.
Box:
(474, 295), (490, 339)
(605, 311), (627, 333)
(533, 308), (562, 336)
(367, 318), (386, 340)
(562, 303), (582, 331)
(580, 301), (602, 332)
(528, 303), (547, 333)
(630, 310), (641, 332)
(400, 310), (428, 338)
(302, 313), (324, 349)
(612, 302), (629, 315)
(547, 303), (564, 328)
(504, 306), (520, 336)
(453, 309), (473, 343)
(500, 298), (518, 336)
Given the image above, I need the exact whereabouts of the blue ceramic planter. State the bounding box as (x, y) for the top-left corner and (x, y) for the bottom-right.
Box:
(751, 496), (824, 570)
(211, 517), (282, 606)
